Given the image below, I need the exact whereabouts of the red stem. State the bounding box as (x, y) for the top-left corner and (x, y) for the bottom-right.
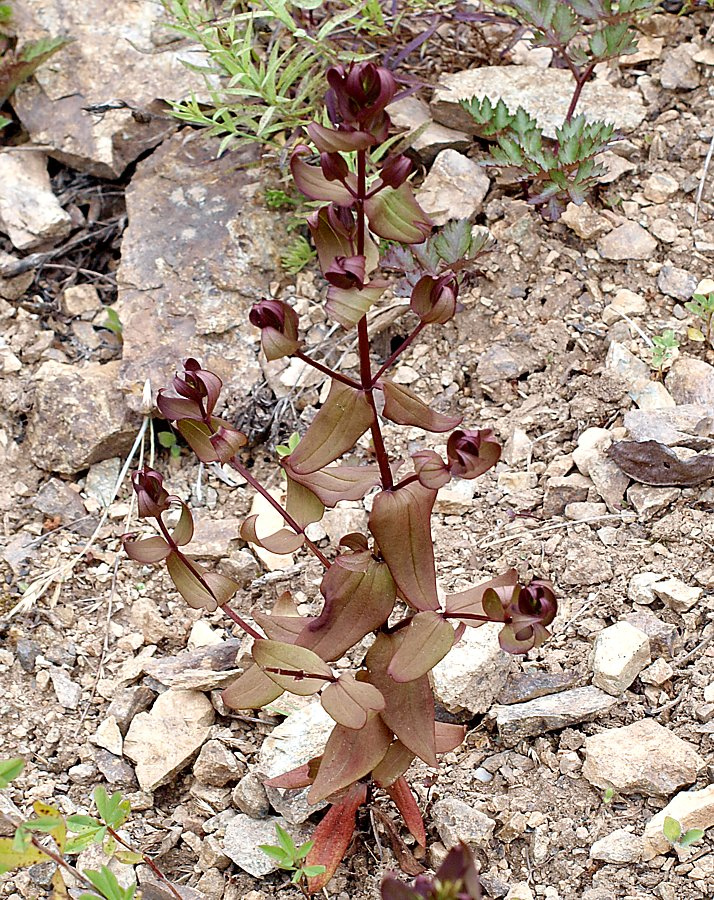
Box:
(370, 321), (425, 387)
(565, 64), (594, 122)
(295, 350), (361, 388)
(355, 148), (393, 491)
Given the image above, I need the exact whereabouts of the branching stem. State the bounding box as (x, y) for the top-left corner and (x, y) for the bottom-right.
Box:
(295, 350), (361, 389)
(371, 321), (425, 387)
(106, 827), (183, 900)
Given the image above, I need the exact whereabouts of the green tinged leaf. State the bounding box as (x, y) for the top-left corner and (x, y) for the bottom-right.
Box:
(93, 787), (130, 830)
(0, 758), (24, 788)
(663, 816), (681, 843)
(0, 836), (49, 873)
(252, 640), (333, 696)
(81, 866), (136, 900)
(680, 828), (704, 847)
(386, 611), (455, 683)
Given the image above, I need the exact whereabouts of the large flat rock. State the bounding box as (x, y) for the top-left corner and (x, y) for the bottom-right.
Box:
(116, 133), (285, 411)
(431, 67), (645, 139)
(10, 0), (207, 176)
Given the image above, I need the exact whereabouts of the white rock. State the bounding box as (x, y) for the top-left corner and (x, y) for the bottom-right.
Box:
(628, 571), (667, 605)
(387, 96), (470, 162)
(432, 797), (495, 849)
(597, 222), (657, 261)
(123, 689), (214, 791)
(587, 456), (630, 512)
(92, 716), (123, 757)
(565, 501), (608, 521)
(223, 815), (311, 876)
(605, 341), (651, 399)
(417, 149), (490, 225)
(572, 427), (612, 478)
(561, 202), (611, 240)
(0, 151), (71, 250)
(50, 668), (82, 709)
(704, 683), (714, 703)
(583, 719), (704, 797)
(509, 32), (553, 68)
(627, 484), (679, 518)
(653, 577), (702, 613)
(506, 884), (535, 900)
(643, 173), (679, 204)
(590, 828), (644, 864)
(643, 785), (714, 860)
(602, 288), (647, 325)
(257, 700), (333, 823)
(434, 478), (476, 514)
(639, 658), (674, 686)
(591, 622), (650, 696)
(430, 67), (645, 139)
(632, 381), (675, 411)
(188, 620), (224, 650)
(497, 471), (538, 494)
(432, 622), (514, 714)
(62, 284), (101, 317)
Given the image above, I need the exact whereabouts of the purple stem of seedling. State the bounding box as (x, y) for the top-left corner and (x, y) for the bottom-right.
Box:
(392, 472), (420, 491)
(156, 516), (265, 642)
(355, 148), (394, 491)
(565, 64), (595, 122)
(295, 350), (362, 389)
(106, 826), (183, 900)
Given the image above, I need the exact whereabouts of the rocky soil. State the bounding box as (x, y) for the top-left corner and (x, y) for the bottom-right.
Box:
(1, 4), (714, 900)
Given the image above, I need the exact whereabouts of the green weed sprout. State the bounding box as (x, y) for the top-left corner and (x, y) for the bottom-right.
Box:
(259, 823), (326, 895)
(685, 290), (714, 345)
(650, 329), (679, 376)
(663, 815), (705, 849)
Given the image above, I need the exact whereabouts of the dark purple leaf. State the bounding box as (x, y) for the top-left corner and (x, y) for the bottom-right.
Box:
(608, 440), (714, 486)
(380, 379), (462, 433)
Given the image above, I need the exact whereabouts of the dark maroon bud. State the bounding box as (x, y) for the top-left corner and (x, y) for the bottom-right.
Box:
(249, 299), (301, 361)
(410, 273), (458, 325)
(325, 62), (396, 139)
(320, 151), (350, 183)
(170, 358), (223, 417)
(380, 154), (412, 189)
(496, 579), (557, 654)
(446, 428), (501, 479)
(324, 254), (366, 290)
(132, 467), (171, 518)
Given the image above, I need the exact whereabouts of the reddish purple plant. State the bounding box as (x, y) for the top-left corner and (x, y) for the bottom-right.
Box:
(382, 842), (482, 900)
(125, 61), (557, 892)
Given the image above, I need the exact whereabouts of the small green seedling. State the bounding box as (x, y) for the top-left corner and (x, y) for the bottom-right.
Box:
(0, 758), (23, 789)
(663, 815), (705, 848)
(650, 329), (679, 376)
(79, 867), (136, 900)
(276, 431), (301, 459)
(103, 308), (123, 340)
(603, 786), (615, 805)
(265, 188), (300, 210)
(158, 430), (181, 459)
(259, 823), (326, 895)
(685, 290), (714, 345)
(281, 235), (317, 275)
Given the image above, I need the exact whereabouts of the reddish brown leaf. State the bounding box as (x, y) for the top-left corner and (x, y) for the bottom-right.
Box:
(123, 535), (171, 563)
(387, 612), (455, 683)
(364, 183), (432, 244)
(170, 501), (194, 546)
(165, 552), (239, 611)
(369, 483), (439, 612)
(385, 776), (426, 847)
(444, 569), (518, 624)
(321, 675), (385, 729)
(285, 474), (325, 527)
(608, 440), (714, 486)
(434, 721), (467, 754)
(371, 806), (425, 878)
(222, 664), (284, 710)
(285, 463), (383, 506)
(252, 640), (333, 696)
(371, 741), (415, 788)
(240, 514), (305, 554)
(327, 282), (386, 328)
(380, 380), (462, 433)
(365, 633), (437, 767)
(287, 381), (374, 475)
(299, 552), (396, 661)
(290, 145), (356, 204)
(263, 762), (314, 789)
(308, 716), (393, 803)
(306, 783), (368, 893)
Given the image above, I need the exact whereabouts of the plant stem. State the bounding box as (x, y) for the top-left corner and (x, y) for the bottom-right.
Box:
(565, 64), (594, 122)
(220, 602), (264, 641)
(294, 350), (361, 388)
(28, 836), (97, 893)
(227, 459), (330, 568)
(355, 148), (393, 491)
(106, 827), (183, 900)
(370, 322), (425, 386)
(392, 473), (419, 491)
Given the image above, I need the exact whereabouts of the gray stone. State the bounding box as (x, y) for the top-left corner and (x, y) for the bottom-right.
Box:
(623, 405), (714, 449)
(560, 202), (611, 240)
(639, 658), (674, 686)
(94, 749), (137, 788)
(187, 514), (244, 559)
(432, 622), (514, 714)
(0, 151), (71, 250)
(193, 739), (243, 787)
(491, 686), (618, 746)
(643, 786), (714, 860)
(416, 149), (490, 225)
(388, 95), (471, 162)
(587, 456), (630, 512)
(232, 772), (270, 819)
(27, 360), (138, 474)
(602, 288), (647, 326)
(597, 222), (657, 261)
(657, 265), (697, 301)
(432, 798), (496, 849)
(624, 610), (681, 659)
(62, 284), (102, 317)
(50, 667), (82, 709)
(652, 576), (702, 613)
(582, 719), (703, 797)
(117, 133), (283, 413)
(589, 829), (644, 864)
(130, 595), (171, 645)
(565, 501), (608, 520)
(591, 622), (651, 695)
(85, 457), (121, 507)
(497, 671), (581, 705)
(430, 67), (645, 139)
(660, 44), (700, 91)
(33, 477), (91, 535)
(123, 689), (215, 791)
(106, 685), (156, 735)
(257, 700), (333, 824)
(627, 484), (680, 518)
(643, 173), (679, 204)
(665, 357), (714, 407)
(223, 815), (310, 877)
(142, 640), (243, 691)
(0, 251), (34, 301)
(10, 0), (205, 177)
(542, 473), (590, 517)
(476, 343), (536, 387)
